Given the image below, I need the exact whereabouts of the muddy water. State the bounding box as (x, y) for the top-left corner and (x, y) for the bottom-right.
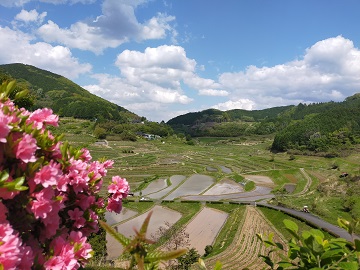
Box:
(164, 174), (214, 200)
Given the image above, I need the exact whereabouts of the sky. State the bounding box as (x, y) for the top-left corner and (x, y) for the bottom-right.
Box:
(1, 0), (360, 122)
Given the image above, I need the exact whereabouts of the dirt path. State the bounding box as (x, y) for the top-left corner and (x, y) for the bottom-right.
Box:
(205, 205), (286, 270)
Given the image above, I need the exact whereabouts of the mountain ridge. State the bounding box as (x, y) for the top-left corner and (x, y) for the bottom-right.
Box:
(0, 63), (140, 122)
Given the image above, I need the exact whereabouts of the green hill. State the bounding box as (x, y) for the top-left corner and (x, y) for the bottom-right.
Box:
(0, 63), (139, 122)
(271, 97), (360, 153)
(167, 95), (360, 155)
(166, 106), (294, 137)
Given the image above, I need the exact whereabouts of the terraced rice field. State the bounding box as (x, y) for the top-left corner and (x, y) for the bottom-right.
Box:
(106, 205), (182, 259)
(184, 207), (228, 255)
(205, 205), (286, 270)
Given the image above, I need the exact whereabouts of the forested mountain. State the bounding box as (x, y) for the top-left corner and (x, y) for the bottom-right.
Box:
(167, 95), (360, 155)
(0, 63), (139, 122)
(272, 96), (360, 153)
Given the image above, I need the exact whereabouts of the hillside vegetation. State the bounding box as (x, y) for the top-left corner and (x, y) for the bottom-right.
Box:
(167, 96), (360, 156)
(0, 63), (139, 122)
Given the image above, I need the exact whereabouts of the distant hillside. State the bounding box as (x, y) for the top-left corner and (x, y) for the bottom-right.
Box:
(0, 63), (139, 122)
(166, 106), (294, 137)
(167, 106), (294, 126)
(272, 96), (360, 153)
(167, 96), (360, 155)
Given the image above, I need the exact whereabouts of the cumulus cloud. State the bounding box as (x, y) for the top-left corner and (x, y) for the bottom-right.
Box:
(219, 36), (360, 109)
(213, 99), (255, 111)
(0, 26), (91, 79)
(83, 45), (209, 120)
(198, 89), (228, 96)
(15, 9), (47, 24)
(0, 0), (95, 6)
(0, 0), (30, 7)
(37, 0), (176, 53)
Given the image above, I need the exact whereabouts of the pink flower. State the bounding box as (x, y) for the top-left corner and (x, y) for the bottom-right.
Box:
(106, 197), (122, 213)
(0, 175), (19, 199)
(68, 208), (86, 229)
(27, 108), (59, 130)
(0, 188), (19, 200)
(108, 176), (130, 200)
(0, 110), (12, 143)
(18, 245), (34, 269)
(30, 188), (54, 219)
(80, 148), (92, 162)
(15, 133), (38, 163)
(34, 160), (62, 188)
(69, 231), (92, 260)
(75, 194), (95, 211)
(46, 236), (78, 270)
(0, 222), (23, 270)
(0, 201), (8, 222)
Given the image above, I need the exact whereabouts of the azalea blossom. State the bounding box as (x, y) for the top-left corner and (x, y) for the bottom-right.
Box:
(27, 108), (59, 130)
(14, 133), (38, 163)
(33, 160), (62, 188)
(0, 109), (12, 143)
(0, 81), (129, 270)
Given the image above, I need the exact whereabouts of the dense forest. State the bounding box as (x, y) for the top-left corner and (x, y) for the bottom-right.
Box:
(2, 63), (360, 155)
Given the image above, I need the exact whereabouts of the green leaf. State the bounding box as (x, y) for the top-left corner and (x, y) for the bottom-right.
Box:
(283, 219), (300, 240)
(146, 248), (187, 262)
(139, 211), (152, 236)
(355, 239), (360, 252)
(0, 170), (9, 184)
(14, 89), (29, 100)
(277, 261), (295, 268)
(320, 249), (344, 260)
(309, 229), (324, 239)
(338, 261), (359, 270)
(6, 80), (16, 96)
(275, 242), (284, 250)
(284, 219), (298, 233)
(99, 220), (131, 247)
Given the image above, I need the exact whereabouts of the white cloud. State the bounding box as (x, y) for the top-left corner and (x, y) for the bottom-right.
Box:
(37, 0), (176, 53)
(83, 45), (205, 120)
(213, 99), (255, 111)
(0, 0), (30, 7)
(0, 26), (91, 79)
(15, 9), (47, 24)
(198, 89), (228, 96)
(219, 36), (360, 109)
(0, 0), (95, 6)
(140, 13), (176, 41)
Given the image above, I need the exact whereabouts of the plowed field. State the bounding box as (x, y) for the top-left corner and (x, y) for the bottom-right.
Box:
(205, 205), (286, 270)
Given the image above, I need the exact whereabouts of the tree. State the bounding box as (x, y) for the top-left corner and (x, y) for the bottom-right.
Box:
(176, 248), (200, 270)
(152, 221), (190, 251)
(204, 245), (213, 257)
(93, 126), (107, 139)
(152, 221), (191, 269)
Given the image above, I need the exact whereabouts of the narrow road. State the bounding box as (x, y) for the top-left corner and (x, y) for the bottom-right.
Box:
(257, 202), (359, 242)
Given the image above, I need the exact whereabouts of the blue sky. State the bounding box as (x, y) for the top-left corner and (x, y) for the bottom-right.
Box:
(1, 0), (360, 122)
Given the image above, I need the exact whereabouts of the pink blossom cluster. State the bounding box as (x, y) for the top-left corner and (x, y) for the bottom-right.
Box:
(0, 85), (129, 269)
